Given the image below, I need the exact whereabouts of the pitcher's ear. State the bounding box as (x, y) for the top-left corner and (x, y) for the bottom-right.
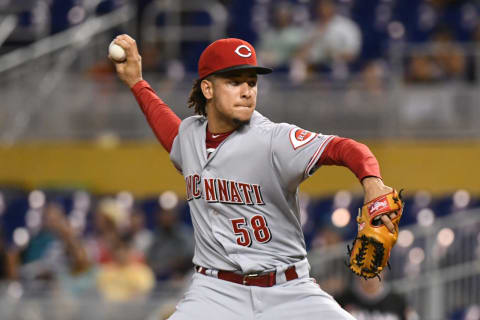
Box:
(201, 79), (214, 99)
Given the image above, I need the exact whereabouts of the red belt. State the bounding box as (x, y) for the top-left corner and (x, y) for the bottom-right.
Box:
(195, 265), (298, 287)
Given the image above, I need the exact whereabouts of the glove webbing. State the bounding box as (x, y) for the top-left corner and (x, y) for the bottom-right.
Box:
(346, 235), (387, 280)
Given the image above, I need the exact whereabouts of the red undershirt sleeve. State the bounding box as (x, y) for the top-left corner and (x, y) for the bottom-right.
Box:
(318, 137), (381, 182)
(131, 80), (181, 153)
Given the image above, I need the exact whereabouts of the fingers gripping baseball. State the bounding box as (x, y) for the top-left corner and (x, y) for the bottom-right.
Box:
(362, 177), (397, 233)
(380, 213), (397, 233)
(109, 34), (143, 88)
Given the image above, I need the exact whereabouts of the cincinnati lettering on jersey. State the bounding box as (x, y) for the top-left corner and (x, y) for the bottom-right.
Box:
(185, 174), (265, 205)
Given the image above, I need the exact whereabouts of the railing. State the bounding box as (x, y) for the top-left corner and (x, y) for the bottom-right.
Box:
(1, 71), (480, 141)
(0, 4), (136, 144)
(308, 207), (480, 320)
(0, 0), (50, 49)
(0, 15), (18, 47)
(0, 279), (187, 320)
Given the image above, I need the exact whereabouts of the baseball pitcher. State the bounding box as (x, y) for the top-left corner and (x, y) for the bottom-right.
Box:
(110, 35), (401, 320)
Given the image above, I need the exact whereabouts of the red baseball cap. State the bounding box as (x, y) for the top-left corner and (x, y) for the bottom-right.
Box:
(198, 38), (272, 79)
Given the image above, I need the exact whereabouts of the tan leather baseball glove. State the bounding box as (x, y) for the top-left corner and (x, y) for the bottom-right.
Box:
(347, 189), (404, 279)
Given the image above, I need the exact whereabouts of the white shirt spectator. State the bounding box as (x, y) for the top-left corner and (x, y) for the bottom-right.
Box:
(306, 15), (362, 64)
(258, 26), (306, 68)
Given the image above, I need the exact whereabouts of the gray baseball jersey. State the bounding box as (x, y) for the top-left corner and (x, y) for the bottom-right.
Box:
(170, 111), (334, 274)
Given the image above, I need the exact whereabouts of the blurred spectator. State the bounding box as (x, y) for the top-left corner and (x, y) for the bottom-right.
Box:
(341, 59), (389, 115)
(85, 198), (127, 264)
(309, 226), (348, 296)
(129, 206), (153, 256)
(406, 26), (466, 83)
(10, 201), (99, 299)
(466, 23), (480, 83)
(18, 203), (68, 281)
(0, 227), (16, 280)
(146, 207), (194, 280)
(336, 275), (410, 320)
(257, 1), (306, 69)
(292, 0), (361, 82)
(44, 204), (99, 298)
(406, 52), (438, 83)
(359, 60), (388, 96)
(0, 227), (7, 279)
(311, 226), (343, 250)
(96, 234), (154, 302)
(449, 304), (480, 320)
(430, 26), (466, 80)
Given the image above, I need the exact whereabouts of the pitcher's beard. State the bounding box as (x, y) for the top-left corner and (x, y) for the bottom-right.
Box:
(232, 117), (250, 128)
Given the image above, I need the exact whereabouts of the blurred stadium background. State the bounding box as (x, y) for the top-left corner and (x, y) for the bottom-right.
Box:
(0, 0), (479, 319)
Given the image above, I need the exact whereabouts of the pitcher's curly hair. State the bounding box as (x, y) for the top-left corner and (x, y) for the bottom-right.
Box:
(188, 78), (207, 116)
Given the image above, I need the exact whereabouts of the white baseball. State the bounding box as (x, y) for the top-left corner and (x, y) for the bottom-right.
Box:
(109, 40), (126, 62)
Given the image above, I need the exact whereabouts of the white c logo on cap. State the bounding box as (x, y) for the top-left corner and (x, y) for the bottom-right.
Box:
(234, 45), (252, 58)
